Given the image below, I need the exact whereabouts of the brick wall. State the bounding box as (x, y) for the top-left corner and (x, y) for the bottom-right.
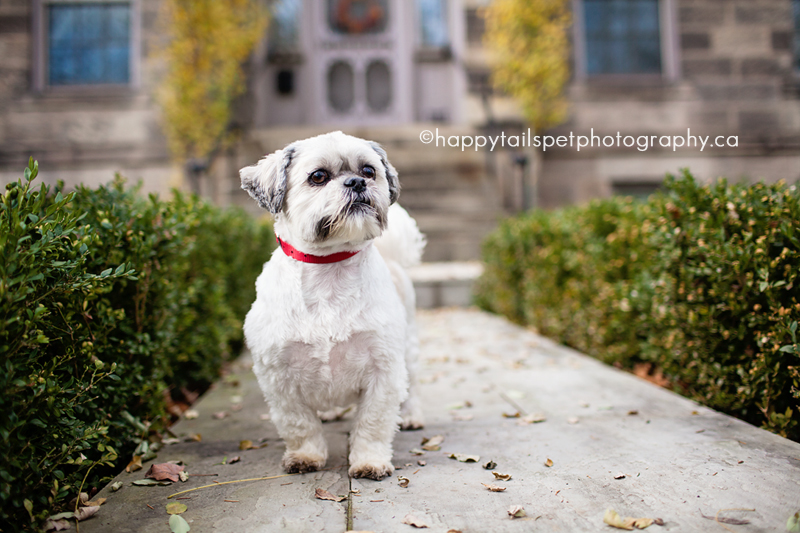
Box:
(0, 0), (173, 194)
(679, 0), (797, 138)
(0, 1), (30, 106)
(539, 0), (800, 208)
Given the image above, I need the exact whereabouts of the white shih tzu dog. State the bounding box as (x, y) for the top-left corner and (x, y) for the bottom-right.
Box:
(240, 131), (426, 480)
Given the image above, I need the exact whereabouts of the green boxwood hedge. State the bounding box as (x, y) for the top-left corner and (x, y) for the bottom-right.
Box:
(0, 160), (274, 530)
(476, 170), (800, 441)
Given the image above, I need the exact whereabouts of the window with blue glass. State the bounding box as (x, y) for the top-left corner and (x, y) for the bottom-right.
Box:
(268, 0), (301, 52)
(584, 0), (662, 75)
(48, 2), (131, 86)
(417, 0), (448, 48)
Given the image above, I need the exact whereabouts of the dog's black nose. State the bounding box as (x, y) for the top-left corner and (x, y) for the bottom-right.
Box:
(344, 176), (366, 193)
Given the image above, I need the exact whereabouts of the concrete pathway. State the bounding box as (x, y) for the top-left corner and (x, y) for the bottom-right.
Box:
(82, 308), (800, 532)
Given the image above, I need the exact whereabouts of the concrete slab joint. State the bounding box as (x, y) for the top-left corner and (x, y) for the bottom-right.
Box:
(82, 309), (800, 533)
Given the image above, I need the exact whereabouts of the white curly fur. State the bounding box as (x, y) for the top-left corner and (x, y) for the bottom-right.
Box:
(240, 131), (425, 480)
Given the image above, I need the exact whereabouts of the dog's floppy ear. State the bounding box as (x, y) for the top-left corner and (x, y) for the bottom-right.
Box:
(240, 146), (296, 214)
(369, 141), (400, 205)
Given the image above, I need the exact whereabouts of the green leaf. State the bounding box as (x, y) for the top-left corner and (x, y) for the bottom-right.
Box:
(23, 499), (33, 521)
(166, 502), (187, 515)
(788, 511), (800, 533)
(169, 514), (191, 532)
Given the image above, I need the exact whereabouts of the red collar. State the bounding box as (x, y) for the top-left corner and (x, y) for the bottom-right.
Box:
(276, 237), (360, 264)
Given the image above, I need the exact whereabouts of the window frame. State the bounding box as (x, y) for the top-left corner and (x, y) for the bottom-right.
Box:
(32, 0), (141, 93)
(793, 0), (800, 73)
(572, 0), (680, 83)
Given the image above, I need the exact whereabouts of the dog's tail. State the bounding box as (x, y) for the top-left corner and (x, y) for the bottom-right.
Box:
(374, 204), (426, 268)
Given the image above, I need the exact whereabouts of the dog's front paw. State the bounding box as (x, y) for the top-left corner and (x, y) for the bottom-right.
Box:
(400, 414), (425, 431)
(349, 461), (393, 480)
(282, 451), (326, 474)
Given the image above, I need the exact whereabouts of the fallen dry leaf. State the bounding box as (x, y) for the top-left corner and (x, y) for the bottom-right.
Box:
(69, 493), (88, 508)
(417, 460), (427, 466)
(132, 479), (172, 486)
(126, 455), (142, 473)
(228, 456), (241, 464)
(421, 435), (444, 451)
(401, 514), (429, 528)
(628, 410), (639, 416)
(508, 505), (526, 518)
(516, 414), (546, 425)
(545, 458), (554, 467)
(482, 483), (506, 492)
(179, 471), (189, 482)
(502, 411), (521, 418)
(614, 473), (626, 480)
(604, 508), (656, 530)
(314, 488), (346, 502)
(409, 448), (426, 456)
(604, 509), (633, 530)
(184, 410), (199, 419)
(145, 463), (185, 482)
(73, 506), (99, 522)
(448, 453), (480, 463)
(85, 498), (106, 507)
(43, 515), (72, 531)
(239, 440), (253, 450)
(166, 502), (188, 515)
(398, 476), (410, 488)
(492, 472), (512, 481)
(212, 411), (228, 419)
(631, 518), (654, 529)
(483, 461), (497, 470)
(633, 363), (671, 388)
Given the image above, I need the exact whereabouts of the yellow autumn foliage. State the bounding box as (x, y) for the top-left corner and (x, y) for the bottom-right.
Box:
(158, 0), (268, 160)
(483, 0), (571, 132)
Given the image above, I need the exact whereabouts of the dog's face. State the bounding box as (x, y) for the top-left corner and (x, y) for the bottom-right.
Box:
(240, 131), (399, 248)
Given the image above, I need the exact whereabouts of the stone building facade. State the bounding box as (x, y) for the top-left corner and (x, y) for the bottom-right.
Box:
(537, 0), (800, 207)
(0, 0), (798, 258)
(0, 0), (175, 193)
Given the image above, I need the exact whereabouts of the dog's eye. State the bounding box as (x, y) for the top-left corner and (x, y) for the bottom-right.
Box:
(362, 165), (376, 179)
(309, 169), (329, 184)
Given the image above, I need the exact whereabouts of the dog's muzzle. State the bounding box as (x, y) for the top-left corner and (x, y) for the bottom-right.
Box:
(344, 176), (367, 193)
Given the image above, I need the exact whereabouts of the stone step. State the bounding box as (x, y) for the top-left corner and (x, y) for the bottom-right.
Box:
(409, 261), (483, 308)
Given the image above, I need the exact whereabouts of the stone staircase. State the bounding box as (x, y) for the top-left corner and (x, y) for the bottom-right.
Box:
(223, 125), (506, 262)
